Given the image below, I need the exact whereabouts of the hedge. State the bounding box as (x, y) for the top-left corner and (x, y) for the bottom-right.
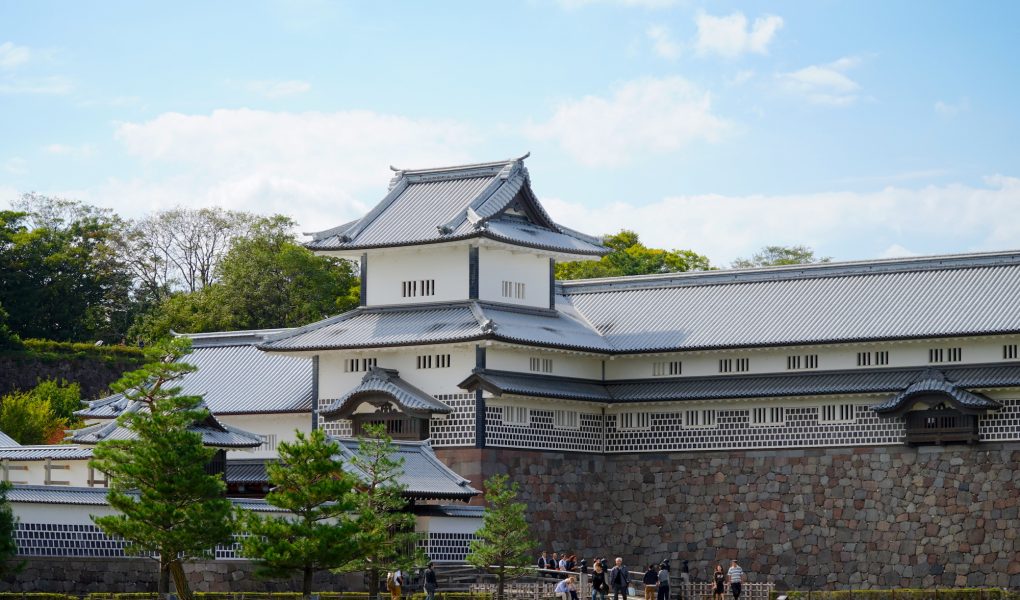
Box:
(770, 590), (1020, 600)
(20, 339), (146, 361)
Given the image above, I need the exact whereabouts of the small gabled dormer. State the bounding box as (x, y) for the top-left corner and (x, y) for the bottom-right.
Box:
(303, 156), (607, 310)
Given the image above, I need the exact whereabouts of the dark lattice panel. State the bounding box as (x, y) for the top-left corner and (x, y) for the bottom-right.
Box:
(429, 393), (476, 447)
(980, 398), (1020, 440)
(486, 405), (602, 452)
(418, 531), (476, 563)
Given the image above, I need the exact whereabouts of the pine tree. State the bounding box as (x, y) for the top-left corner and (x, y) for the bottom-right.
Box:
(90, 338), (234, 599)
(0, 482), (23, 577)
(465, 474), (535, 600)
(339, 424), (424, 599)
(239, 429), (364, 596)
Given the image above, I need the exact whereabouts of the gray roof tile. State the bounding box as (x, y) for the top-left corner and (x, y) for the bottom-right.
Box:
(0, 446), (93, 461)
(7, 485), (288, 512)
(70, 400), (263, 448)
(0, 430), (19, 447)
(334, 438), (479, 500)
(461, 364), (1020, 405)
(305, 158), (606, 256)
(871, 370), (1001, 413)
(320, 367), (452, 419)
(80, 330), (313, 418)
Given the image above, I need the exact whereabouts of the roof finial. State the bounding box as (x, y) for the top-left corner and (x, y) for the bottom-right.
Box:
(515, 151), (531, 161)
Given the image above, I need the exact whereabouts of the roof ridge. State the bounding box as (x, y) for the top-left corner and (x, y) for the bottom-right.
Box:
(560, 248), (1020, 295)
(393, 154), (528, 176)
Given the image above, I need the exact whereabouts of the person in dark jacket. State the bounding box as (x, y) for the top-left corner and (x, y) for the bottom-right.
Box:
(424, 563), (438, 600)
(643, 565), (658, 600)
(609, 557), (631, 600)
(656, 564), (670, 600)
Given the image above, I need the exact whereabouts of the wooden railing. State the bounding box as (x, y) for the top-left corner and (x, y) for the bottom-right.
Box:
(904, 411), (978, 445)
(469, 570), (774, 600)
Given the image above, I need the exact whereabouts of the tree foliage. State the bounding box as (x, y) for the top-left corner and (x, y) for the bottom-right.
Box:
(131, 226), (358, 342)
(0, 387), (65, 445)
(731, 245), (831, 269)
(555, 230), (711, 280)
(90, 338), (234, 599)
(339, 424), (423, 599)
(465, 474), (534, 600)
(0, 482), (22, 577)
(239, 429), (363, 596)
(0, 198), (133, 342)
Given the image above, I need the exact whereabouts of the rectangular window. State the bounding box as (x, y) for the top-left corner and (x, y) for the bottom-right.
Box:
(684, 409), (716, 428)
(735, 358), (750, 372)
(719, 359), (732, 373)
(504, 406), (529, 426)
(345, 357), (377, 372)
(653, 361), (682, 376)
(501, 281), (526, 299)
(875, 351), (889, 365)
(820, 403), (855, 424)
(751, 406), (785, 426)
(530, 357), (553, 373)
(416, 354), (451, 369)
(856, 352), (871, 367)
(789, 354), (819, 370)
(1005, 344), (1018, 360)
(259, 434), (278, 451)
(618, 411), (651, 431)
(402, 279), (435, 297)
(929, 347), (962, 363)
(553, 410), (579, 429)
(786, 355), (801, 370)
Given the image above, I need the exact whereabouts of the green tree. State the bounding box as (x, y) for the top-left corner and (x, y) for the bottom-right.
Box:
(555, 230), (711, 280)
(90, 338), (234, 599)
(0, 389), (64, 445)
(29, 379), (82, 426)
(239, 429), (363, 596)
(130, 224), (358, 342)
(465, 474), (534, 600)
(731, 245), (831, 269)
(0, 197), (134, 342)
(0, 482), (22, 577)
(0, 301), (20, 350)
(339, 424), (423, 600)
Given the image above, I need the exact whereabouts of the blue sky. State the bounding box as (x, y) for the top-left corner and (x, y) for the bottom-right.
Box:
(2, 0), (1019, 265)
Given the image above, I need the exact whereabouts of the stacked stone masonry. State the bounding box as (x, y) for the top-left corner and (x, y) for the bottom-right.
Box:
(438, 442), (1020, 590)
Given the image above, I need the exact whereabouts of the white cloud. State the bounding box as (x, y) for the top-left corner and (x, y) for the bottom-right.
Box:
(241, 79), (312, 98)
(100, 108), (479, 228)
(525, 77), (731, 167)
(541, 176), (1020, 265)
(695, 11), (783, 58)
(0, 75), (72, 95)
(0, 42), (30, 69)
(779, 56), (861, 106)
(935, 98), (969, 117)
(3, 157), (27, 175)
(646, 25), (681, 59)
(729, 70), (754, 86)
(879, 244), (918, 259)
(43, 143), (95, 158)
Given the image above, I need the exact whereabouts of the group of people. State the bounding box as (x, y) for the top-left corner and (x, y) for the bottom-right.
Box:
(541, 552), (748, 600)
(385, 563), (439, 600)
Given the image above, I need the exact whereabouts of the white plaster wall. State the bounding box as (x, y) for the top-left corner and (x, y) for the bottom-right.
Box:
(603, 337), (1020, 380)
(219, 413), (310, 459)
(486, 347), (601, 379)
(318, 347), (474, 401)
(12, 501), (117, 525)
(478, 246), (550, 309)
(365, 246), (468, 306)
(3, 458), (92, 487)
(415, 515), (481, 535)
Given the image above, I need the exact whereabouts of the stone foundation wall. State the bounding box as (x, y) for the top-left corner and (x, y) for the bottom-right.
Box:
(437, 443), (1020, 590)
(0, 557), (362, 593)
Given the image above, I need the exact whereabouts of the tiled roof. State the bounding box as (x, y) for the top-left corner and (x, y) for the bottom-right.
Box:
(334, 438), (479, 500)
(561, 251), (1020, 352)
(226, 459), (274, 484)
(259, 301), (612, 353)
(7, 485), (288, 513)
(0, 430), (19, 447)
(870, 370), (1001, 414)
(69, 401), (263, 449)
(320, 368), (452, 419)
(412, 504), (485, 518)
(79, 329), (312, 418)
(305, 157), (607, 256)
(460, 364), (1020, 405)
(0, 446), (93, 461)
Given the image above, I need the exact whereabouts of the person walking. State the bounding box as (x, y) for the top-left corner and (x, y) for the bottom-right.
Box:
(642, 565), (657, 600)
(609, 557), (631, 600)
(656, 564), (669, 600)
(591, 561), (609, 600)
(713, 565), (725, 600)
(726, 560), (745, 600)
(423, 562), (438, 600)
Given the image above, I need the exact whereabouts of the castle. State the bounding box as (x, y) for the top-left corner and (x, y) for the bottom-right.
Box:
(3, 156), (1020, 590)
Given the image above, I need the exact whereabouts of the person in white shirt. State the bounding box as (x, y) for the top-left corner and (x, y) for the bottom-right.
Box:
(555, 576), (577, 600)
(726, 560), (745, 600)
